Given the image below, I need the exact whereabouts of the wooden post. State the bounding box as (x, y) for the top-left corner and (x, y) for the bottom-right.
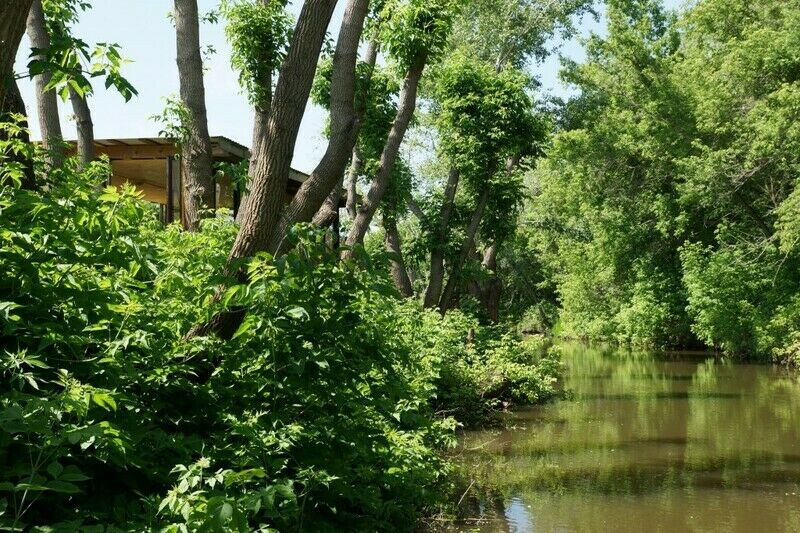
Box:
(166, 155), (182, 224)
(166, 155), (174, 224)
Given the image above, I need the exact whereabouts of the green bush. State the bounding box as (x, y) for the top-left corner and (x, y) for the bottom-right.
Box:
(420, 309), (560, 426)
(0, 144), (560, 530)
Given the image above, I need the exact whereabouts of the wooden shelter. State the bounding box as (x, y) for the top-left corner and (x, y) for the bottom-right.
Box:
(81, 136), (328, 224)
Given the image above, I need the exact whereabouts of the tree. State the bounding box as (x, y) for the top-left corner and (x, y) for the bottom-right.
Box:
(27, 0), (64, 166)
(29, 0), (138, 168)
(0, 0), (35, 190)
(421, 57), (540, 312)
(268, 0), (372, 252)
(228, 0), (337, 263)
(223, 0), (292, 220)
(174, 0), (215, 232)
(342, 0), (457, 254)
(311, 39), (380, 230)
(188, 0), (339, 339)
(0, 1), (32, 117)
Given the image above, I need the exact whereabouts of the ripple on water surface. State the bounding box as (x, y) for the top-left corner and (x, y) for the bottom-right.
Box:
(440, 342), (800, 533)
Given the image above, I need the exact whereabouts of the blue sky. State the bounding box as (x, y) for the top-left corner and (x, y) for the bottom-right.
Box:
(13, 0), (683, 173)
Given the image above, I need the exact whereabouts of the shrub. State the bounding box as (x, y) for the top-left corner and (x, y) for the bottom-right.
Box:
(0, 150), (560, 530)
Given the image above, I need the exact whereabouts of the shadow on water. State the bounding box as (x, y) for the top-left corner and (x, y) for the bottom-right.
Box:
(435, 342), (800, 532)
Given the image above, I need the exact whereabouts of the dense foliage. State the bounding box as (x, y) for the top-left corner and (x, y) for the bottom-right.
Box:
(0, 134), (559, 530)
(519, 0), (800, 361)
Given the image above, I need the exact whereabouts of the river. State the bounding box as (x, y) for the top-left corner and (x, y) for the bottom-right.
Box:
(445, 342), (800, 532)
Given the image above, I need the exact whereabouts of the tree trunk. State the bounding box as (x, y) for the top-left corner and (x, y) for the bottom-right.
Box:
(236, 0), (274, 224)
(312, 171), (343, 228)
(268, 0), (372, 252)
(174, 0), (214, 232)
(0, 0), (32, 115)
(344, 40), (377, 221)
(186, 0), (337, 342)
(26, 0), (63, 167)
(480, 241), (501, 322)
(68, 87), (95, 167)
(316, 142), (364, 227)
(1, 1), (35, 190)
(439, 155), (520, 314)
(346, 146), (361, 218)
(237, 94), (270, 224)
(423, 166), (459, 308)
(438, 187), (490, 313)
(384, 215), (414, 297)
(229, 0), (336, 261)
(343, 51), (428, 255)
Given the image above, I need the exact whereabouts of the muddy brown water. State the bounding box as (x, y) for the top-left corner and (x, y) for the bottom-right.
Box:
(443, 342), (800, 532)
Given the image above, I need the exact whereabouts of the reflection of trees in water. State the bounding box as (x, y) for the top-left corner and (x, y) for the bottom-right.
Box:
(450, 342), (800, 531)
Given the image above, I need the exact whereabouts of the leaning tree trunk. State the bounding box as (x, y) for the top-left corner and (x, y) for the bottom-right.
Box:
(68, 87), (95, 167)
(1, 0), (36, 190)
(311, 41), (376, 229)
(346, 146), (362, 218)
(269, 2), (373, 253)
(230, 0), (337, 259)
(384, 215), (414, 297)
(423, 166), (460, 308)
(236, 0), (274, 223)
(438, 187), (490, 313)
(343, 50), (428, 255)
(312, 172), (344, 228)
(0, 0), (32, 113)
(26, 0), (64, 167)
(185, 0), (337, 341)
(174, 0), (214, 232)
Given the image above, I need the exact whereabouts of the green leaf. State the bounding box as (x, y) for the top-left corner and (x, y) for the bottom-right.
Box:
(46, 480), (81, 494)
(46, 461), (64, 479)
(231, 315), (255, 340)
(60, 465), (90, 482)
(91, 392), (117, 411)
(286, 306), (309, 320)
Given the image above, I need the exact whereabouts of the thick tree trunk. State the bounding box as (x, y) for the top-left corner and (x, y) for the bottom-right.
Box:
(174, 0), (214, 232)
(0, 1), (32, 115)
(311, 171), (343, 228)
(343, 51), (427, 255)
(384, 215), (414, 297)
(236, 0), (274, 224)
(186, 0), (337, 341)
(269, 0), (372, 252)
(438, 187), (490, 313)
(230, 0), (336, 260)
(26, 0), (63, 167)
(236, 98), (270, 224)
(423, 166), (459, 308)
(68, 87), (95, 167)
(1, 1), (35, 190)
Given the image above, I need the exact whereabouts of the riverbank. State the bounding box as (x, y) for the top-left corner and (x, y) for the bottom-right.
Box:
(434, 342), (800, 532)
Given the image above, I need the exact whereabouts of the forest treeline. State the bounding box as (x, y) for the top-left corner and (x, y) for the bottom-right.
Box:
(506, 0), (799, 361)
(0, 0), (798, 530)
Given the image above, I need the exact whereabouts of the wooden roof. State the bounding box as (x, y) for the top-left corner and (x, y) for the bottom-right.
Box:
(81, 136), (311, 185)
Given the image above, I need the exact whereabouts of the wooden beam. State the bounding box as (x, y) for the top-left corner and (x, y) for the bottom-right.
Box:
(96, 144), (178, 160)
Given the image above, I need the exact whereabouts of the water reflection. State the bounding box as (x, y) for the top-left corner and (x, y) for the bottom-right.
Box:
(443, 342), (800, 532)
